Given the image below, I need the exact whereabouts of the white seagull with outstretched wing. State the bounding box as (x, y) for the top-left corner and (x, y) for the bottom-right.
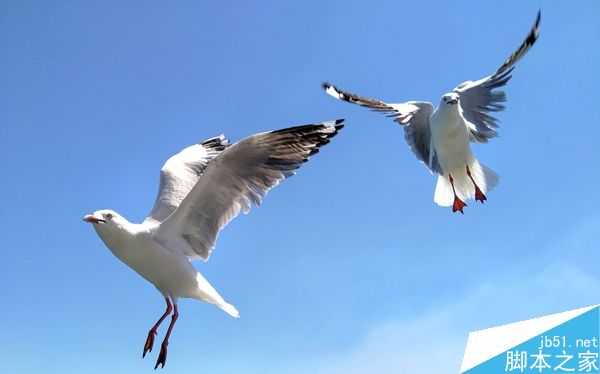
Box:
(323, 11), (540, 213)
(83, 120), (344, 368)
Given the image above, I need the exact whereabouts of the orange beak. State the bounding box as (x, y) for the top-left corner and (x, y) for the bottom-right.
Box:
(83, 214), (106, 224)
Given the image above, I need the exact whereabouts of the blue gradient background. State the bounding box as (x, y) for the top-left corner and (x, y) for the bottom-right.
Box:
(1, 1), (599, 373)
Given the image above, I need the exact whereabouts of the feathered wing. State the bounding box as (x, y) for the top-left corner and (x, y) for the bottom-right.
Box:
(322, 82), (440, 174)
(454, 10), (541, 143)
(153, 120), (344, 261)
(144, 135), (230, 224)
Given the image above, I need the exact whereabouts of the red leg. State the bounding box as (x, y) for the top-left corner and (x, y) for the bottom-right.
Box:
(466, 166), (487, 203)
(143, 297), (173, 358)
(155, 302), (179, 369)
(449, 174), (467, 214)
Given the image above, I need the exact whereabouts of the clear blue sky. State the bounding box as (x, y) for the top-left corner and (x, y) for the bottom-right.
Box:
(1, 1), (599, 373)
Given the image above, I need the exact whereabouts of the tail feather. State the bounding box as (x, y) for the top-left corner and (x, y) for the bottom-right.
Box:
(434, 159), (498, 207)
(434, 177), (454, 207)
(194, 273), (240, 318)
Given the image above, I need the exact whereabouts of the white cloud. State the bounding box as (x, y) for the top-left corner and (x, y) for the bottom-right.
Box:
(286, 214), (600, 374)
(305, 265), (600, 374)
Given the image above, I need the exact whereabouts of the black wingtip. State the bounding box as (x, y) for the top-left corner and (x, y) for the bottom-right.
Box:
(331, 119), (345, 131)
(201, 134), (230, 150)
(525, 10), (541, 46)
(534, 9), (541, 33)
(322, 82), (332, 90)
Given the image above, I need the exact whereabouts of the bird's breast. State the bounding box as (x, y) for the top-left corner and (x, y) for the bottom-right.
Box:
(103, 233), (197, 295)
(431, 109), (468, 142)
(430, 109), (472, 172)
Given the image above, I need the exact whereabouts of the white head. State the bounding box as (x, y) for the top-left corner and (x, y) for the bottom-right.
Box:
(83, 209), (132, 248)
(440, 92), (460, 108)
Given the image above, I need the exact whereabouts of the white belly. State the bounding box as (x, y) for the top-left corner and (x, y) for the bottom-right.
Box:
(94, 224), (235, 316)
(109, 234), (200, 299)
(430, 109), (473, 174)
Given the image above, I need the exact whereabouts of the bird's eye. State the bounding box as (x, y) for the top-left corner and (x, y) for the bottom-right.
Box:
(105, 213), (113, 220)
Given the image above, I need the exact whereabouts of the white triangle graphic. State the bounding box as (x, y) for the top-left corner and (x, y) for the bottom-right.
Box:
(460, 304), (599, 373)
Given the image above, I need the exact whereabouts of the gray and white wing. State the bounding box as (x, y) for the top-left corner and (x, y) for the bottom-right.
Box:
(153, 120), (344, 261)
(144, 135), (230, 224)
(322, 82), (440, 174)
(454, 10), (541, 143)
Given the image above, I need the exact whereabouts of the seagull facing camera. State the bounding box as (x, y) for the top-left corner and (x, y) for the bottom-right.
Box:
(323, 10), (541, 214)
(442, 93), (459, 106)
(83, 120), (344, 369)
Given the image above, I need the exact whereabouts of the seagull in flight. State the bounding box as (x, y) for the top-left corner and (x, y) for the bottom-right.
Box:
(83, 120), (344, 368)
(323, 11), (540, 213)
